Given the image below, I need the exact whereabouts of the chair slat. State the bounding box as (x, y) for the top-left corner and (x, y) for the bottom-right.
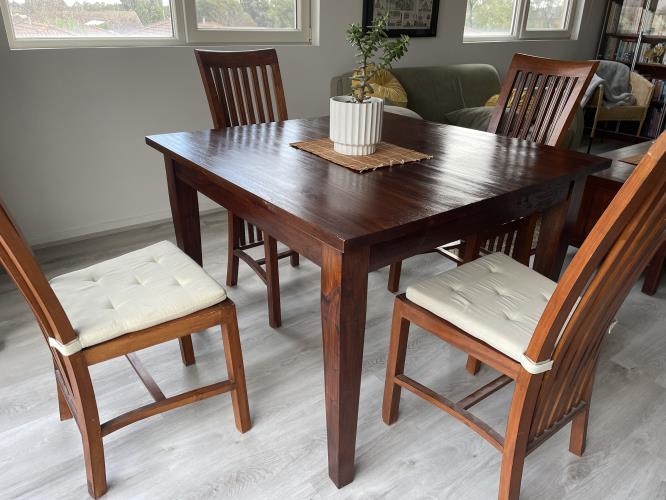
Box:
(250, 65), (267, 123)
(261, 65), (276, 123)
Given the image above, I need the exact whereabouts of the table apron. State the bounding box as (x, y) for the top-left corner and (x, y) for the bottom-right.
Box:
(172, 158), (575, 272)
(173, 161), (326, 266)
(368, 180), (572, 271)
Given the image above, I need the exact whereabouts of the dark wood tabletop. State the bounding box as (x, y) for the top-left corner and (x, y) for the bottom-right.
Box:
(595, 140), (653, 183)
(146, 113), (610, 488)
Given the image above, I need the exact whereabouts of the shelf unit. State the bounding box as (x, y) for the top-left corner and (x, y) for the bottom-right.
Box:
(597, 0), (666, 138)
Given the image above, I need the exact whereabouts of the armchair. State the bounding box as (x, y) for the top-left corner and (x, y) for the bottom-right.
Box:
(587, 71), (654, 151)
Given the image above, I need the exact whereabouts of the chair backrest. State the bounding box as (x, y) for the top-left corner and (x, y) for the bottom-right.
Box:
(522, 132), (666, 444)
(0, 199), (82, 393)
(195, 48), (288, 129)
(629, 71), (655, 108)
(488, 53), (598, 147)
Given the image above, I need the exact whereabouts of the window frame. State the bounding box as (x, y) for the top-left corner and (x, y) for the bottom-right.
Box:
(463, 0), (578, 42)
(0, 0), (312, 49)
(182, 0), (310, 44)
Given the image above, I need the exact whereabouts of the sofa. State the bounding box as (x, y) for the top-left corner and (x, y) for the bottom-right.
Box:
(330, 64), (583, 150)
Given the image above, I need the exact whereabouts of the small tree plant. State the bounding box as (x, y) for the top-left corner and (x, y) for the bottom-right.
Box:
(346, 14), (410, 103)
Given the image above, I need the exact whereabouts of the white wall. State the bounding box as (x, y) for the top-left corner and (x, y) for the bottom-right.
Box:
(0, 0), (606, 245)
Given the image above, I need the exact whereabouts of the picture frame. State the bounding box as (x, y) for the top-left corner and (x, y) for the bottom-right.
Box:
(362, 0), (440, 38)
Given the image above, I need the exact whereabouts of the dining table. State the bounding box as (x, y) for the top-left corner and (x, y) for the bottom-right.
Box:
(146, 113), (611, 488)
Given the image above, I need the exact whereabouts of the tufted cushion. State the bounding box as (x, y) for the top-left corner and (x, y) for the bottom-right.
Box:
(50, 241), (227, 352)
(406, 252), (557, 373)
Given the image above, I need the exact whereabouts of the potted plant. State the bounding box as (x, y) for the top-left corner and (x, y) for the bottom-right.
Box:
(330, 15), (409, 156)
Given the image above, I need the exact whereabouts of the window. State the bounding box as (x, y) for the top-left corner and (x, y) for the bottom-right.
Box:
(464, 0), (578, 41)
(0, 0), (312, 48)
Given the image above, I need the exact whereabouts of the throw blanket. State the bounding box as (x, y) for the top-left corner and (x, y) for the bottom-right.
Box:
(580, 60), (636, 108)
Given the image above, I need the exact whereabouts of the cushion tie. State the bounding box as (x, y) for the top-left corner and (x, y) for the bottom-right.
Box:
(49, 337), (83, 356)
(519, 354), (553, 374)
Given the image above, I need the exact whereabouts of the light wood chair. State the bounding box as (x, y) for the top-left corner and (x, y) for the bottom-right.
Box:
(0, 199), (250, 498)
(642, 239), (665, 295)
(383, 131), (666, 499)
(587, 71), (654, 153)
(195, 48), (299, 328)
(387, 53), (598, 293)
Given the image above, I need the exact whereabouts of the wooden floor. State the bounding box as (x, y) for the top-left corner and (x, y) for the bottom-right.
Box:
(1, 211), (664, 500)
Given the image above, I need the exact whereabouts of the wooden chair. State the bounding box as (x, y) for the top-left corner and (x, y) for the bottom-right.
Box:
(0, 199), (250, 498)
(382, 131), (666, 499)
(195, 48), (299, 328)
(642, 239), (665, 295)
(387, 53), (598, 293)
(587, 71), (654, 153)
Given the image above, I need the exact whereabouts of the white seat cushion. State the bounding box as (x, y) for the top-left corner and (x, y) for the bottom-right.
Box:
(406, 252), (557, 372)
(49, 241), (227, 352)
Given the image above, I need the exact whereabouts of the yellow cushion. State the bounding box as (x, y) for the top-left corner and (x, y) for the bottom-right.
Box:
(485, 94), (499, 107)
(485, 90), (531, 110)
(352, 66), (408, 107)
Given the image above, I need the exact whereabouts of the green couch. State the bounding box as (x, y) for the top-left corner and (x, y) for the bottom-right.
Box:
(330, 64), (583, 150)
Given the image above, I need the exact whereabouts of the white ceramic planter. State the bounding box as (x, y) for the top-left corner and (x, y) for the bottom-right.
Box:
(329, 96), (384, 156)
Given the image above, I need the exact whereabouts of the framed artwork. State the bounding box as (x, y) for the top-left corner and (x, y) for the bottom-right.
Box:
(362, 0), (440, 38)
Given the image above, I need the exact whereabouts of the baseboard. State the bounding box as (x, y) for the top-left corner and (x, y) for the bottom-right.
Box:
(31, 207), (226, 249)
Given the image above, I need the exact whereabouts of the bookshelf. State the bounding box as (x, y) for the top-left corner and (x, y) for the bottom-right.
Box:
(597, 0), (666, 137)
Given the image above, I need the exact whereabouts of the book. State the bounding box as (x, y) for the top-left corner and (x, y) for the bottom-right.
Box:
(649, 0), (666, 34)
(607, 2), (622, 32)
(604, 36), (620, 59)
(617, 0), (644, 33)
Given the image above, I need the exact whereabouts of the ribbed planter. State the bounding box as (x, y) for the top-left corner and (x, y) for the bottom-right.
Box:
(329, 96), (384, 156)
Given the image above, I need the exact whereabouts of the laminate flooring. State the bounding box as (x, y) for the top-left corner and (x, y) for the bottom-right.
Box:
(1, 211), (665, 499)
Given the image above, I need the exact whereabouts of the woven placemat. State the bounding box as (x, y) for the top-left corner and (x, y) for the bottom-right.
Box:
(290, 138), (432, 172)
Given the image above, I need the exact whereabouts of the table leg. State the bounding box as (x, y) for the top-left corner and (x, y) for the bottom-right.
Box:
(320, 245), (369, 488)
(165, 157), (201, 365)
(165, 157), (202, 265)
(534, 179), (586, 281)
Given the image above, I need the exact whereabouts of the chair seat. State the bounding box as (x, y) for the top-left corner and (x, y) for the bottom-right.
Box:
(406, 252), (556, 367)
(594, 105), (646, 119)
(50, 241), (227, 350)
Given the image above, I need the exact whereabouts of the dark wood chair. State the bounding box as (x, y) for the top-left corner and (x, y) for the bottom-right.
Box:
(387, 53), (598, 293)
(382, 131), (666, 499)
(0, 199), (250, 498)
(195, 48), (299, 328)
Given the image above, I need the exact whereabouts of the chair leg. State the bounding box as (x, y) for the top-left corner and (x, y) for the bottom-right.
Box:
(465, 355), (482, 375)
(221, 304), (251, 433)
(382, 302), (411, 425)
(81, 426), (107, 499)
(226, 212), (240, 287)
(569, 405), (589, 456)
(290, 251), (300, 267)
(178, 336), (196, 366)
(264, 235), (282, 328)
(387, 261), (402, 293)
(57, 381), (73, 421)
(76, 374), (107, 498)
(498, 445), (527, 500)
(461, 234), (483, 263)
